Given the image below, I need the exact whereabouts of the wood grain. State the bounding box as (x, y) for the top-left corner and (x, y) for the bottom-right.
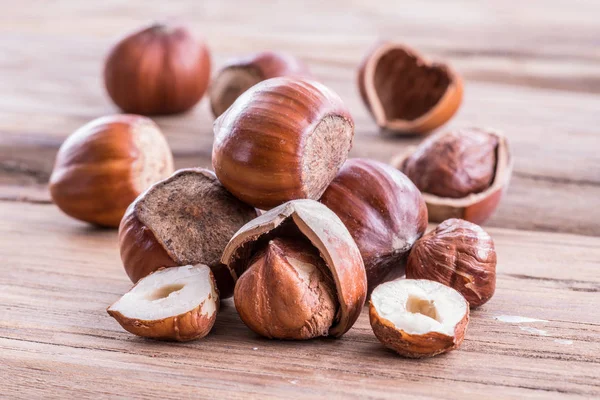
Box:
(1, 0), (599, 398)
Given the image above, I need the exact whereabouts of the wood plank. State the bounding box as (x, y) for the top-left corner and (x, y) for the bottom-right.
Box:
(0, 201), (599, 398)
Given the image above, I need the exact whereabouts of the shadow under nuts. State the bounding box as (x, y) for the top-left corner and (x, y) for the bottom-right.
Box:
(104, 22), (211, 115)
(406, 218), (497, 308)
(118, 168), (258, 298)
(49, 114), (174, 227)
(212, 77), (354, 210)
(320, 158), (428, 294)
(221, 199), (367, 339)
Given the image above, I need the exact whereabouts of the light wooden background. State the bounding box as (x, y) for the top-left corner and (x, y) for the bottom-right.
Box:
(1, 1), (599, 398)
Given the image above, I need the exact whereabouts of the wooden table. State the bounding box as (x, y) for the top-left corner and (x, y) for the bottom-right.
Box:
(1, 1), (599, 398)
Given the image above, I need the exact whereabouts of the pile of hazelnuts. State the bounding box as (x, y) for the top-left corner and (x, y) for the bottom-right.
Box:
(49, 22), (512, 358)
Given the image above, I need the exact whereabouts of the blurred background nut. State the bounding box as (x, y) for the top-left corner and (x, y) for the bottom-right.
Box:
(49, 114), (173, 227)
(104, 22), (211, 115)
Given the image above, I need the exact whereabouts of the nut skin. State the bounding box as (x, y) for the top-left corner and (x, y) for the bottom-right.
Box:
(402, 128), (499, 199)
(49, 115), (174, 227)
(369, 298), (469, 358)
(320, 159), (428, 294)
(104, 22), (211, 115)
(222, 199), (367, 338)
(358, 42), (462, 134)
(118, 168), (258, 298)
(212, 77), (354, 210)
(209, 51), (311, 117)
(392, 129), (512, 224)
(234, 238), (337, 340)
(406, 219), (497, 307)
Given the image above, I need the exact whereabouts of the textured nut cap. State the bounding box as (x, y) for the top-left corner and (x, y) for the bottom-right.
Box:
(320, 158), (428, 293)
(406, 219), (496, 307)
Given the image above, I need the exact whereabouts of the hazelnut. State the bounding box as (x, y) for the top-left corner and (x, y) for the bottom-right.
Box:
(119, 168), (258, 298)
(221, 199), (367, 339)
(393, 128), (513, 224)
(49, 115), (173, 227)
(406, 218), (497, 307)
(320, 158), (428, 293)
(209, 51), (311, 117)
(104, 22), (211, 115)
(212, 77), (354, 210)
(358, 42), (462, 134)
(108, 265), (219, 341)
(369, 279), (469, 358)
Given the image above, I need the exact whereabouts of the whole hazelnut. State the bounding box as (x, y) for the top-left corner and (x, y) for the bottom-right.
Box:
(320, 158), (428, 293)
(104, 22), (211, 115)
(209, 51), (311, 117)
(358, 42), (462, 134)
(222, 199), (367, 339)
(49, 115), (173, 227)
(119, 168), (258, 298)
(406, 218), (497, 307)
(212, 77), (354, 210)
(393, 128), (512, 224)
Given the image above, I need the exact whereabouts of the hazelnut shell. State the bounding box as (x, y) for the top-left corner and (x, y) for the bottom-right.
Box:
(358, 42), (462, 134)
(221, 199), (367, 337)
(392, 130), (512, 224)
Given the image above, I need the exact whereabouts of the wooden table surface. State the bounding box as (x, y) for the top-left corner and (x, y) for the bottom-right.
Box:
(1, 1), (599, 398)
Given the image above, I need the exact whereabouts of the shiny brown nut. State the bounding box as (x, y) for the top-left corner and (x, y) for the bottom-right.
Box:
(209, 51), (311, 117)
(358, 42), (462, 134)
(212, 77), (354, 210)
(108, 265), (219, 341)
(49, 115), (173, 227)
(369, 279), (469, 358)
(320, 158), (428, 294)
(222, 199), (367, 339)
(119, 168), (258, 298)
(104, 22), (211, 115)
(393, 128), (513, 224)
(406, 218), (496, 307)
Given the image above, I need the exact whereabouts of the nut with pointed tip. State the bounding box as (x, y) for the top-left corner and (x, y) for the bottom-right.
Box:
(406, 219), (496, 308)
(212, 77), (354, 210)
(49, 115), (174, 227)
(104, 22), (211, 115)
(222, 199), (367, 339)
(358, 42), (462, 134)
(119, 168), (258, 298)
(369, 279), (469, 358)
(393, 128), (513, 224)
(209, 51), (311, 118)
(107, 264), (219, 341)
(320, 159), (428, 294)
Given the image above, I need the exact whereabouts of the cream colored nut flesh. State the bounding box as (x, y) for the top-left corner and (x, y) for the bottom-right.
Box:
(369, 279), (469, 358)
(107, 265), (219, 341)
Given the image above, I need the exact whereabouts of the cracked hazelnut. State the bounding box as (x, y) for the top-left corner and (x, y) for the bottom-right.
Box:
(358, 42), (462, 134)
(49, 115), (173, 227)
(104, 22), (211, 115)
(406, 218), (497, 307)
(209, 51), (311, 117)
(393, 128), (512, 224)
(222, 199), (367, 339)
(212, 77), (354, 210)
(119, 168), (258, 298)
(320, 158), (428, 293)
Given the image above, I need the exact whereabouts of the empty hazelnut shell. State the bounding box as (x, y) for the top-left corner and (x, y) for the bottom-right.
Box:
(406, 219), (497, 308)
(221, 199), (367, 338)
(393, 128), (512, 224)
(358, 42), (462, 134)
(209, 51), (311, 117)
(118, 168), (258, 298)
(320, 158), (428, 293)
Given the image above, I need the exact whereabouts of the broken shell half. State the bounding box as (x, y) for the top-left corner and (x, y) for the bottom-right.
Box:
(107, 265), (219, 341)
(369, 279), (469, 358)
